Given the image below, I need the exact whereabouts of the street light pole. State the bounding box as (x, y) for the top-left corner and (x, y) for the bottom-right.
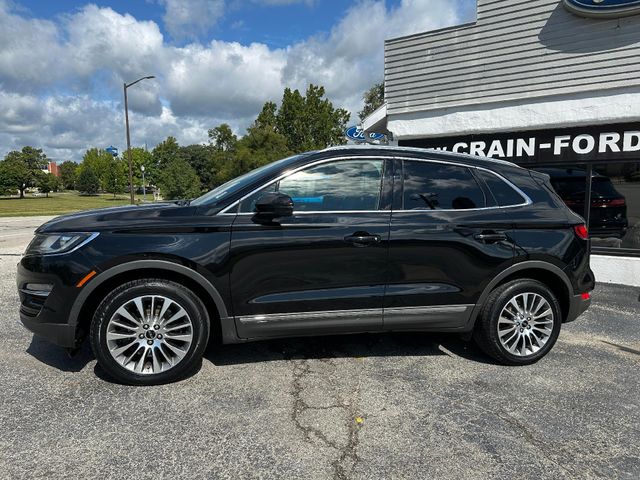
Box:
(123, 75), (155, 205)
(141, 165), (146, 202)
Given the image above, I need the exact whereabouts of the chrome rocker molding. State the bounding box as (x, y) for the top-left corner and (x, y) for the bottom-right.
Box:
(234, 304), (475, 340)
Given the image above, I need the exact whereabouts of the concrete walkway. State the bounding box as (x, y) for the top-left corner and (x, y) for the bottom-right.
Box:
(0, 216), (55, 255)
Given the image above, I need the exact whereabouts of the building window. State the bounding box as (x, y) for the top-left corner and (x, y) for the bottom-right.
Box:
(534, 162), (640, 255)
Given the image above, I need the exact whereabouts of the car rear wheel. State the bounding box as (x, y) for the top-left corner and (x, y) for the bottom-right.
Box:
(473, 279), (562, 365)
(90, 279), (209, 385)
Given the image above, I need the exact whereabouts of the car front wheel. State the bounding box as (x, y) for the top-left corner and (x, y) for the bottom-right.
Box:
(90, 278), (210, 385)
(473, 279), (562, 365)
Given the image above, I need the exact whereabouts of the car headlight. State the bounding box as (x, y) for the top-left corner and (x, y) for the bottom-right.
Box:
(25, 232), (99, 256)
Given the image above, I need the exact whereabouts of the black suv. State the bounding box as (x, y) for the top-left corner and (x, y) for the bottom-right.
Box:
(17, 146), (594, 385)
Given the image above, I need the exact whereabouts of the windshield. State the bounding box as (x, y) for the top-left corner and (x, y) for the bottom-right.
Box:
(190, 154), (310, 206)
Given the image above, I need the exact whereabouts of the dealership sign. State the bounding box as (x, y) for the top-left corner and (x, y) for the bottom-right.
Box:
(564, 0), (640, 18)
(345, 126), (386, 142)
(401, 123), (640, 165)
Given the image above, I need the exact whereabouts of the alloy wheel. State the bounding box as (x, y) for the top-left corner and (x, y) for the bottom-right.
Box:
(105, 295), (194, 374)
(497, 292), (555, 357)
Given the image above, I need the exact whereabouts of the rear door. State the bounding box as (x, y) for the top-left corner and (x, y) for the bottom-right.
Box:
(228, 157), (393, 338)
(384, 158), (517, 330)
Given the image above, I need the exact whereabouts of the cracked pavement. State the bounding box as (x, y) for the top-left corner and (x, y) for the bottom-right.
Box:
(1, 225), (639, 479)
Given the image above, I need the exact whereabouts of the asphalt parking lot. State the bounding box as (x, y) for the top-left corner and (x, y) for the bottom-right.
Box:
(0, 218), (639, 479)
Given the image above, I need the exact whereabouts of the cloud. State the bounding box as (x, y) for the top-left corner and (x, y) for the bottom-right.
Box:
(0, 0), (467, 162)
(160, 0), (225, 40)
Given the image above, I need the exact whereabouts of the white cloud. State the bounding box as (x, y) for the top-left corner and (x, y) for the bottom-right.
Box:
(160, 0), (225, 39)
(0, 0), (466, 161)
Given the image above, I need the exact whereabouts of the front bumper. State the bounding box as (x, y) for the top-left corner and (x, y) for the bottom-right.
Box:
(17, 253), (96, 348)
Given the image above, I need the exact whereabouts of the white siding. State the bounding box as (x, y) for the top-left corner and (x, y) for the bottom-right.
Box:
(385, 0), (640, 115)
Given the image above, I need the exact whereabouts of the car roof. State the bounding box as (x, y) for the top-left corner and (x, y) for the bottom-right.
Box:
(315, 145), (524, 171)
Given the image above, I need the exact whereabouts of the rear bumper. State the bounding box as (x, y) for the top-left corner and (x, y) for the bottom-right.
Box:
(565, 293), (591, 323)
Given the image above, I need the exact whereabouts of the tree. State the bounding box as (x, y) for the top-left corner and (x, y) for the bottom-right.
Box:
(59, 161), (78, 190)
(252, 101), (278, 131)
(152, 136), (180, 171)
(358, 82), (384, 121)
(274, 84), (350, 153)
(75, 165), (100, 195)
(129, 147), (155, 187)
(37, 173), (59, 197)
(81, 148), (112, 191)
(180, 144), (215, 192)
(208, 124), (238, 152)
(104, 158), (127, 198)
(158, 158), (201, 200)
(1, 147), (48, 198)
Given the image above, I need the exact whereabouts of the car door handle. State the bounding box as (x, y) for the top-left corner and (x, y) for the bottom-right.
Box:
(344, 233), (381, 247)
(474, 232), (508, 243)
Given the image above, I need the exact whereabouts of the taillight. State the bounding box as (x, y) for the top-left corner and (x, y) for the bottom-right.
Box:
(581, 292), (591, 301)
(608, 198), (626, 207)
(574, 224), (589, 240)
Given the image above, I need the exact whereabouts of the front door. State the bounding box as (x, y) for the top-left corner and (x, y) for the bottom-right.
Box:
(384, 158), (516, 330)
(228, 158), (392, 338)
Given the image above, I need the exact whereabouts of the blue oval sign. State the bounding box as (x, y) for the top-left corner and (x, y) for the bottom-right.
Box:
(564, 0), (640, 18)
(345, 126), (386, 142)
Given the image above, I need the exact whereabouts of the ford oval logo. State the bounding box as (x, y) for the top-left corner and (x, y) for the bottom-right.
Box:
(345, 126), (386, 142)
(564, 0), (640, 18)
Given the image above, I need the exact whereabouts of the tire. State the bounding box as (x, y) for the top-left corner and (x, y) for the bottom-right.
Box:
(473, 279), (562, 365)
(90, 278), (210, 385)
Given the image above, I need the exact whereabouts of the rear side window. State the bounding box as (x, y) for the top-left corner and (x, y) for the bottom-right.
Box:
(403, 161), (486, 210)
(474, 169), (526, 207)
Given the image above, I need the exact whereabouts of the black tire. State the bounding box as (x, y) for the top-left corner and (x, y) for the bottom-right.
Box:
(473, 279), (562, 365)
(90, 279), (210, 386)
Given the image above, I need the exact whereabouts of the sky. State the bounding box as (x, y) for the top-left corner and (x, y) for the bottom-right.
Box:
(0, 0), (476, 162)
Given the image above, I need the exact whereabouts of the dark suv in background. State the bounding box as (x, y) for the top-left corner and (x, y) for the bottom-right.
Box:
(537, 167), (628, 240)
(17, 146), (594, 385)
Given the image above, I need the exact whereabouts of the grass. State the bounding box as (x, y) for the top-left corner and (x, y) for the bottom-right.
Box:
(0, 191), (146, 217)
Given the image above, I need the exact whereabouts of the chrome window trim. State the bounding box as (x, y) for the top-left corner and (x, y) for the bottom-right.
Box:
(395, 156), (532, 211)
(219, 156), (389, 214)
(218, 154), (532, 215)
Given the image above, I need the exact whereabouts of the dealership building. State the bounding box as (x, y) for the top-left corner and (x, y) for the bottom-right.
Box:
(363, 0), (640, 286)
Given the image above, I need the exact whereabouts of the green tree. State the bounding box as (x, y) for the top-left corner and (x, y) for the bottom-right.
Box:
(179, 144), (215, 191)
(81, 148), (112, 191)
(358, 82), (384, 121)
(125, 147), (156, 188)
(37, 173), (59, 197)
(58, 161), (78, 190)
(274, 84), (350, 153)
(152, 136), (180, 171)
(105, 158), (127, 198)
(76, 165), (100, 195)
(252, 101), (278, 131)
(208, 124), (238, 152)
(0, 147), (48, 198)
(158, 158), (201, 200)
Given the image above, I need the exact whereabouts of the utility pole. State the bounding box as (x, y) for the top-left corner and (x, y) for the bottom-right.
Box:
(123, 75), (155, 205)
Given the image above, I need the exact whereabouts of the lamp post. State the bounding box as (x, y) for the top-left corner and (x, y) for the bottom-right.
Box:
(124, 75), (155, 204)
(141, 165), (146, 202)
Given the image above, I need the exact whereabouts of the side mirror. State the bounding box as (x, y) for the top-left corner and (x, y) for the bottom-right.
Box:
(253, 192), (294, 224)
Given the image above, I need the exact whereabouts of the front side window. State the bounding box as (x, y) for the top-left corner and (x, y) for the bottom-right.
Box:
(403, 161), (486, 210)
(239, 159), (384, 213)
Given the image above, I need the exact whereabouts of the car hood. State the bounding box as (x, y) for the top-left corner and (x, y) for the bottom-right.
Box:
(36, 203), (198, 233)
